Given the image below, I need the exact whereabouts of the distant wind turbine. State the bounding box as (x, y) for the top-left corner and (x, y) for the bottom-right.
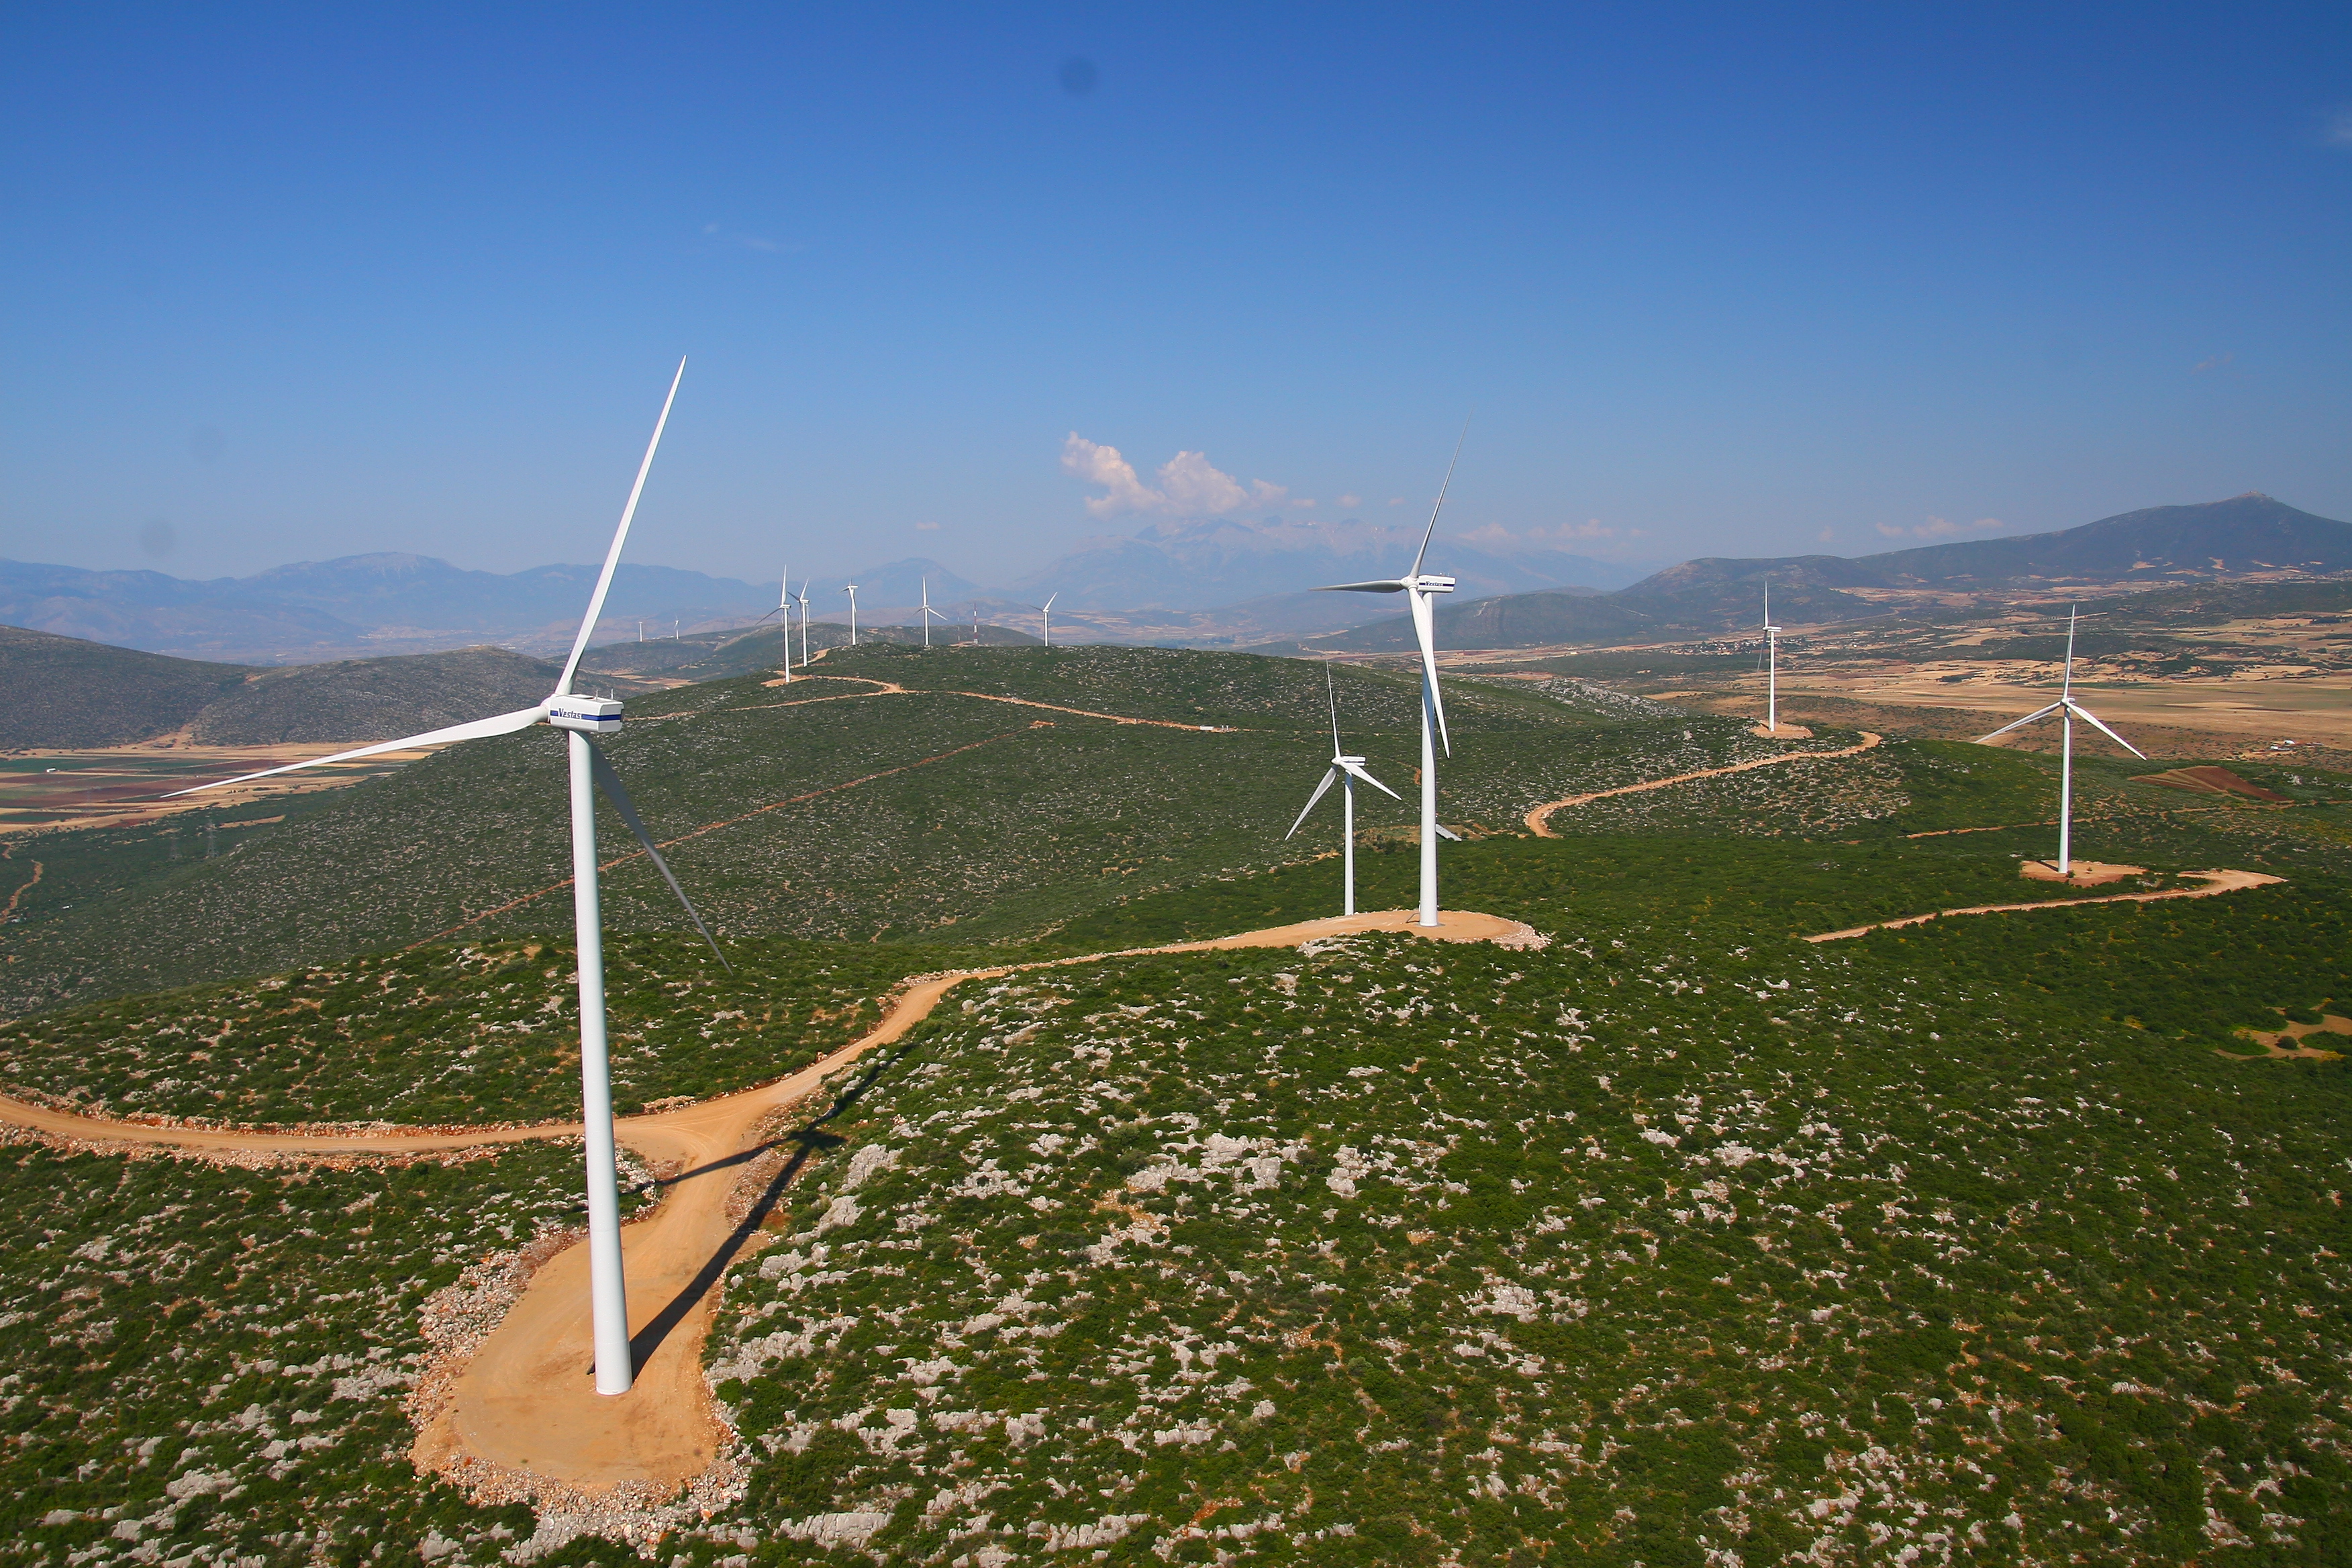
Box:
(918, 577), (951, 648)
(164, 359), (724, 1398)
(1763, 578), (1781, 734)
(757, 565), (794, 683)
(1024, 592), (1059, 648)
(1973, 605), (2145, 877)
(793, 579), (812, 667)
(843, 583), (859, 646)
(1312, 422), (1469, 927)
(779, 565), (793, 682)
(1285, 667), (1400, 916)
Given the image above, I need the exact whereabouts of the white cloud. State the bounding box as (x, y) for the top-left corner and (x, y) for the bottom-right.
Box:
(1060, 434), (1288, 519)
(701, 222), (799, 254)
(1877, 516), (2007, 540)
(1387, 497), (1407, 506)
(916, 521), (940, 532)
(1818, 527), (1835, 544)
(2192, 352), (2235, 375)
(2326, 105), (2352, 148)
(1336, 493), (1362, 509)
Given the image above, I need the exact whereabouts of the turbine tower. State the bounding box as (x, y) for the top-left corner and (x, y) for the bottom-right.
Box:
(1024, 593), (1059, 648)
(1763, 579), (1780, 734)
(768, 565), (793, 683)
(843, 583), (860, 646)
(793, 579), (812, 667)
(1285, 667), (1401, 916)
(1973, 605), (2145, 877)
(918, 578), (951, 648)
(1312, 424), (1467, 927)
(165, 360), (724, 1398)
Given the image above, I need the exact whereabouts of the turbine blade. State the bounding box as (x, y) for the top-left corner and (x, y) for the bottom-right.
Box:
(164, 703), (544, 797)
(586, 742), (731, 970)
(1410, 416), (1470, 579)
(1287, 767), (1340, 838)
(2065, 699), (2146, 759)
(1410, 589), (1450, 755)
(1326, 666), (1342, 751)
(1340, 761), (1402, 799)
(556, 357), (687, 696)
(1313, 579), (1408, 594)
(1972, 701), (2065, 744)
(1434, 822), (1463, 842)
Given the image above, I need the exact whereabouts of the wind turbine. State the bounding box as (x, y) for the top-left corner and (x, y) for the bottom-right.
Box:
(793, 579), (812, 667)
(163, 360), (724, 1398)
(1024, 593), (1059, 648)
(1312, 425), (1468, 927)
(1762, 578), (1781, 734)
(918, 577), (952, 648)
(1973, 605), (2145, 877)
(1285, 666), (1401, 916)
(843, 583), (859, 646)
(759, 566), (793, 683)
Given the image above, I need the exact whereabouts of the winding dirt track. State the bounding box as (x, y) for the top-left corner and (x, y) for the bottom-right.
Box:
(1524, 731), (1884, 836)
(1803, 868), (2285, 942)
(0, 907), (1532, 1502)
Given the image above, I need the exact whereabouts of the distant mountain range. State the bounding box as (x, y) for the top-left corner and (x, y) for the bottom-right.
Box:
(994, 514), (1645, 610)
(1302, 495), (2352, 654)
(0, 516), (1647, 664)
(0, 626), (626, 751)
(20, 495), (2324, 667)
(0, 554), (779, 665)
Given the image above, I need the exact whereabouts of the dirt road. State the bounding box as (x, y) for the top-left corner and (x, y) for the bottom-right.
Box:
(1803, 868), (2284, 942)
(1525, 731), (1883, 836)
(0, 906), (1536, 1502)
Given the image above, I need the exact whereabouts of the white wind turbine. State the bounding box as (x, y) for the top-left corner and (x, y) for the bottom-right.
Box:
(1024, 592), (1059, 648)
(1313, 426), (1467, 927)
(1973, 605), (2145, 877)
(918, 577), (952, 648)
(762, 565), (794, 683)
(164, 359), (725, 1398)
(793, 579), (813, 667)
(1762, 578), (1781, 734)
(1285, 666), (1401, 916)
(842, 582), (860, 646)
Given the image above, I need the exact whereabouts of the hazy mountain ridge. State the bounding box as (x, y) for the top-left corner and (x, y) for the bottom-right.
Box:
(0, 553), (776, 665)
(1005, 513), (1645, 610)
(1310, 494), (2352, 652)
(0, 626), (636, 750)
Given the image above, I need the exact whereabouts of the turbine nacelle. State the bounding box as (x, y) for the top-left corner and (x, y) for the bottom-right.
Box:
(547, 697), (624, 734)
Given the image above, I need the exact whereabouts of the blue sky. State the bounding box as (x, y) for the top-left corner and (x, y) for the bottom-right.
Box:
(3, 2), (2348, 585)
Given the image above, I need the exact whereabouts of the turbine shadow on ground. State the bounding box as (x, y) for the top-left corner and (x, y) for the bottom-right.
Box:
(623, 1043), (916, 1372)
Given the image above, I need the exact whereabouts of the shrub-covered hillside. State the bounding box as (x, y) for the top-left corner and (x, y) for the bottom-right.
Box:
(690, 913), (2352, 1565)
(0, 648), (1826, 1016)
(0, 934), (936, 1127)
(0, 1139), (651, 1565)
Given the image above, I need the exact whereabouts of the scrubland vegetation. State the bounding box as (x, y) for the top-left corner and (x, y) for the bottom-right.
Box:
(0, 936), (931, 1126)
(0, 1140), (646, 1564)
(5, 643), (2352, 1563)
(692, 912), (2351, 1565)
